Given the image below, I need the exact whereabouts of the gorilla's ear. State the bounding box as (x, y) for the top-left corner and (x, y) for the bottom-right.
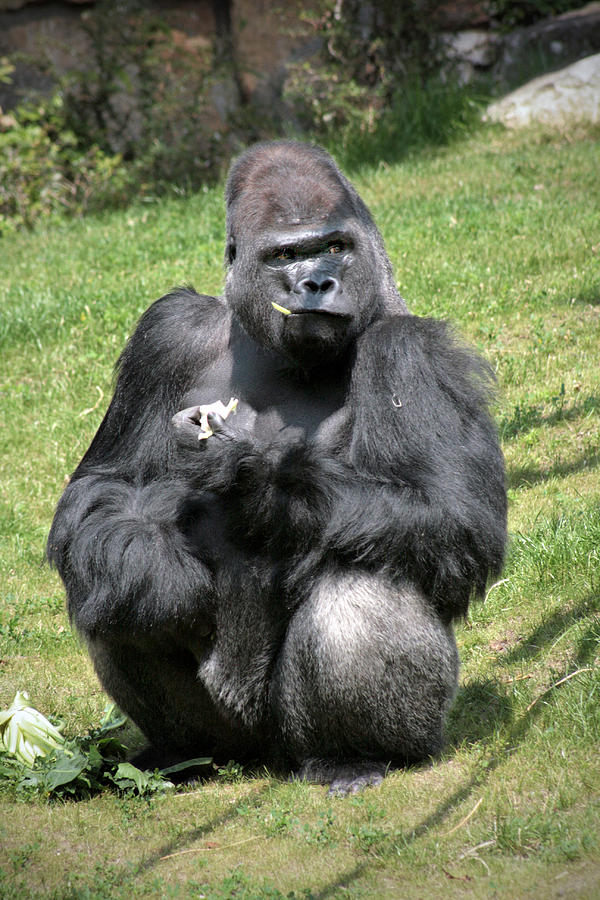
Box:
(226, 238), (237, 265)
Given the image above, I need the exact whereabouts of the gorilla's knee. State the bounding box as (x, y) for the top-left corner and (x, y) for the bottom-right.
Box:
(272, 572), (459, 765)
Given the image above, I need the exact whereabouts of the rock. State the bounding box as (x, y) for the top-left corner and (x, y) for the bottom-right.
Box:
(492, 3), (600, 87)
(441, 4), (600, 87)
(485, 53), (600, 128)
(558, 2), (600, 20)
(442, 29), (501, 84)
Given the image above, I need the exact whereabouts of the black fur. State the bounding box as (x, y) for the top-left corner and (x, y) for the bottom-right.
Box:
(48, 141), (507, 794)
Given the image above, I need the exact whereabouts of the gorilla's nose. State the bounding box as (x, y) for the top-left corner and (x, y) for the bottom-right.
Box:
(299, 276), (337, 295)
(295, 275), (341, 310)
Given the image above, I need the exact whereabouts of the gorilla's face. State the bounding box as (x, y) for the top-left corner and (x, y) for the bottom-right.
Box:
(250, 219), (363, 363)
(224, 146), (385, 367)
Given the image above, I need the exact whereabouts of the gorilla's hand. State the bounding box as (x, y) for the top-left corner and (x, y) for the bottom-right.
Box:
(172, 400), (242, 447)
(172, 405), (260, 492)
(204, 411), (245, 440)
(171, 405), (207, 448)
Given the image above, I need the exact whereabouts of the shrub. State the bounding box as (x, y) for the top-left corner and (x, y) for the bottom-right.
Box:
(60, 0), (221, 190)
(0, 93), (127, 234)
(283, 0), (443, 135)
(0, 0), (223, 233)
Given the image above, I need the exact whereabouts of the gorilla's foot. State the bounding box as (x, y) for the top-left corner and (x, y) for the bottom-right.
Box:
(295, 758), (388, 796)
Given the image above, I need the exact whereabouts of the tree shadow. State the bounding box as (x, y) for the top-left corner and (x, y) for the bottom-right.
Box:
(509, 449), (600, 489)
(447, 678), (515, 747)
(568, 285), (600, 307)
(574, 621), (600, 668)
(500, 392), (599, 488)
(502, 593), (599, 666)
(133, 781), (273, 875)
(501, 394), (599, 443)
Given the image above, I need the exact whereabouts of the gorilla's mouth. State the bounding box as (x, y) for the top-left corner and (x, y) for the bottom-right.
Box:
(286, 309), (351, 321)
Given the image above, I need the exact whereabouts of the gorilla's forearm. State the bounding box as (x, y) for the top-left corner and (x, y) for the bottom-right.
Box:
(331, 313), (507, 620)
(47, 472), (213, 635)
(183, 437), (344, 555)
(320, 476), (505, 621)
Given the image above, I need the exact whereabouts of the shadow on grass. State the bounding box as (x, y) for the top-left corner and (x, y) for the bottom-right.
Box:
(569, 285), (600, 307)
(503, 392), (600, 487)
(447, 678), (515, 746)
(133, 781), (273, 874)
(501, 393), (599, 442)
(502, 593), (600, 666)
(509, 449), (600, 489)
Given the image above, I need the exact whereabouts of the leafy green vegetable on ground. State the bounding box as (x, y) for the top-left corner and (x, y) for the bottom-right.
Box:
(0, 699), (201, 798)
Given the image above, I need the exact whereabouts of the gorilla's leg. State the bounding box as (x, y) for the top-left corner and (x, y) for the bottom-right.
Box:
(87, 633), (264, 767)
(271, 571), (459, 794)
(85, 562), (283, 770)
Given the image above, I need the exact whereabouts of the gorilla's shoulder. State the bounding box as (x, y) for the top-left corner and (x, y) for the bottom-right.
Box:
(355, 314), (496, 403)
(141, 286), (228, 331)
(359, 314), (450, 344)
(355, 314), (450, 364)
(119, 287), (230, 374)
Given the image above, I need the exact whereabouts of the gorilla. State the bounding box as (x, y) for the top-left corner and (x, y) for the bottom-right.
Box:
(48, 141), (507, 794)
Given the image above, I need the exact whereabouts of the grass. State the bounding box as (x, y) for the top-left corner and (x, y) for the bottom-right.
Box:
(1, 118), (599, 898)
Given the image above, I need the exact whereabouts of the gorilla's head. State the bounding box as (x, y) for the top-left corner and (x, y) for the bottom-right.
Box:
(224, 141), (407, 367)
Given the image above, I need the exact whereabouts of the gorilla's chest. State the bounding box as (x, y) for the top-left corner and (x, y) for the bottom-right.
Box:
(181, 340), (348, 446)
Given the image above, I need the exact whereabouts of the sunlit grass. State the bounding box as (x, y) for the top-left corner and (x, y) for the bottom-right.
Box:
(0, 120), (599, 898)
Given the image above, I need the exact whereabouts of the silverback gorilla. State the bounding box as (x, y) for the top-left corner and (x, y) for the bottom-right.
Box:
(48, 141), (507, 794)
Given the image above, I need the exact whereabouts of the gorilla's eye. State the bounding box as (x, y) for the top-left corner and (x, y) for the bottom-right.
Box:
(327, 242), (344, 254)
(274, 247), (295, 261)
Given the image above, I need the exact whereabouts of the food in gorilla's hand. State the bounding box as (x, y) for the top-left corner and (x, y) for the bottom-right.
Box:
(197, 398), (239, 440)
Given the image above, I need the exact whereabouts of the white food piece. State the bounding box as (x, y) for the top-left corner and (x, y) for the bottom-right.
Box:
(197, 397), (239, 440)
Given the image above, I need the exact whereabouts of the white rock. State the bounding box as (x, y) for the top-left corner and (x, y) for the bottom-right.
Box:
(443, 30), (499, 68)
(486, 53), (600, 127)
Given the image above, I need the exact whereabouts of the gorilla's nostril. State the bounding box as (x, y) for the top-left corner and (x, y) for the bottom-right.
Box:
(299, 277), (337, 295)
(303, 279), (319, 294)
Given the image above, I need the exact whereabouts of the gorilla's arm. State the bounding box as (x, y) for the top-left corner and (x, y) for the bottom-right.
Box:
(47, 289), (227, 633)
(324, 315), (507, 621)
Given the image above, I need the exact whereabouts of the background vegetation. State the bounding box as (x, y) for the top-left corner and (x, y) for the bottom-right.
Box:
(0, 0), (587, 235)
(1, 108), (599, 895)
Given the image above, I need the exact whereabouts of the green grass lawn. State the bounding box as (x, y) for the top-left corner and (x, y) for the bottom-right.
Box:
(1, 121), (599, 899)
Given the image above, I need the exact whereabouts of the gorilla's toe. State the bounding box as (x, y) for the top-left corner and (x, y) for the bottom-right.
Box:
(295, 758), (388, 795)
